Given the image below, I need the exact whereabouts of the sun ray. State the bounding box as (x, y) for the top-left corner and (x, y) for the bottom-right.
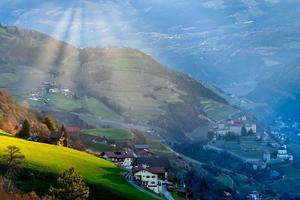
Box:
(19, 5), (76, 93)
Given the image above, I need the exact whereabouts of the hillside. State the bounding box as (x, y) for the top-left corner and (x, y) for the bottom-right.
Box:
(0, 90), (49, 135)
(0, 135), (154, 200)
(0, 25), (236, 141)
(248, 58), (300, 121)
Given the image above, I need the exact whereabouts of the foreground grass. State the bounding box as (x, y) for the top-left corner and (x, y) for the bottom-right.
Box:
(0, 135), (153, 200)
(81, 128), (134, 140)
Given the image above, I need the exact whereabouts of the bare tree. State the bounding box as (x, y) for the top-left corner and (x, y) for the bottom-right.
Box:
(2, 146), (25, 178)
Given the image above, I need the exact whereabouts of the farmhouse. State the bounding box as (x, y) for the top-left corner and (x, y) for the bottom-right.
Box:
(101, 150), (134, 169)
(132, 165), (167, 193)
(50, 131), (65, 146)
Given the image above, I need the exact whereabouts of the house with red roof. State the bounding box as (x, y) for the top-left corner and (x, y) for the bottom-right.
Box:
(132, 165), (167, 193)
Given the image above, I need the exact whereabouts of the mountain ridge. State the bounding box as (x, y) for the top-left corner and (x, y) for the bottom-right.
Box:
(0, 25), (236, 141)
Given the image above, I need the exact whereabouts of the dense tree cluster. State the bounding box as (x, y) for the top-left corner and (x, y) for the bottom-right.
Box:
(16, 120), (30, 139)
(48, 168), (89, 200)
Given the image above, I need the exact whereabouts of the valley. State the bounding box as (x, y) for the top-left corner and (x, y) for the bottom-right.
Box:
(0, 2), (300, 197)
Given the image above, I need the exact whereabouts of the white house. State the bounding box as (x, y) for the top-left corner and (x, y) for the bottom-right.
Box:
(277, 146), (293, 161)
(263, 150), (271, 162)
(132, 165), (167, 193)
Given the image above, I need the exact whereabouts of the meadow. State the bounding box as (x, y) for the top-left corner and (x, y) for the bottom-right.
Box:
(212, 136), (275, 160)
(0, 135), (153, 200)
(81, 128), (134, 140)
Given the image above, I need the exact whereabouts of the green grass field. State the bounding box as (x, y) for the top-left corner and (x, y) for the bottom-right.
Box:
(212, 137), (275, 159)
(82, 135), (116, 153)
(0, 129), (9, 135)
(30, 93), (122, 122)
(0, 135), (153, 200)
(200, 98), (237, 122)
(107, 58), (141, 72)
(81, 128), (134, 140)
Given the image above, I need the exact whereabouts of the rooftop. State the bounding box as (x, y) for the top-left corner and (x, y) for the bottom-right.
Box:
(102, 151), (134, 159)
(134, 144), (150, 149)
(132, 165), (165, 175)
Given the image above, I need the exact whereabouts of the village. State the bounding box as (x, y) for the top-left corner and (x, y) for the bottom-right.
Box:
(211, 114), (294, 165)
(28, 81), (74, 103)
(26, 123), (187, 200)
(208, 114), (300, 200)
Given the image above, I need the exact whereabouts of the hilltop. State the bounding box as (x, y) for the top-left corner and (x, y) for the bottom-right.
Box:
(0, 134), (154, 200)
(0, 25), (237, 141)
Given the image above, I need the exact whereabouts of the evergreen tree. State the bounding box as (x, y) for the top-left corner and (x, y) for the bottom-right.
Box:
(48, 168), (89, 200)
(207, 131), (215, 140)
(43, 116), (57, 131)
(241, 125), (248, 136)
(60, 124), (68, 147)
(16, 120), (30, 139)
(248, 128), (254, 136)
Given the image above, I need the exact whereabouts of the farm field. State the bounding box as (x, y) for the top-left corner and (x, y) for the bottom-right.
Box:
(200, 98), (237, 122)
(81, 134), (116, 153)
(211, 137), (276, 160)
(28, 93), (122, 124)
(81, 128), (134, 140)
(0, 135), (154, 200)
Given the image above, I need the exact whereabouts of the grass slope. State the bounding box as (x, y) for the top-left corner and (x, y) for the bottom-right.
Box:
(81, 128), (134, 140)
(0, 135), (153, 200)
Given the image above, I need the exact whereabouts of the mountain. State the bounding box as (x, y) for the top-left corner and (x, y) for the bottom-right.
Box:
(1, 0), (300, 96)
(0, 90), (49, 135)
(0, 25), (237, 141)
(248, 57), (300, 121)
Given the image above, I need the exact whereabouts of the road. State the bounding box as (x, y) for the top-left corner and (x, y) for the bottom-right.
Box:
(162, 185), (175, 200)
(127, 180), (163, 200)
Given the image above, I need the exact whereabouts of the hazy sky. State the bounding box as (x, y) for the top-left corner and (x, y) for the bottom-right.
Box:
(1, 0), (300, 88)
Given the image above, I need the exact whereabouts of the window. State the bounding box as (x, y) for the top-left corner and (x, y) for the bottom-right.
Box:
(151, 181), (155, 185)
(152, 176), (155, 178)
(146, 176), (150, 178)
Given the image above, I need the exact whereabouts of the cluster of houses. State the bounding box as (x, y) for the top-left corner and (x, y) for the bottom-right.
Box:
(247, 191), (262, 200)
(214, 115), (257, 137)
(28, 81), (74, 102)
(277, 145), (293, 161)
(252, 145), (293, 171)
(101, 144), (179, 194)
(269, 131), (287, 143)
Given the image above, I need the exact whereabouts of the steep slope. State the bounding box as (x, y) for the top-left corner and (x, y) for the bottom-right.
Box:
(0, 135), (154, 200)
(0, 25), (236, 141)
(77, 47), (230, 140)
(0, 90), (49, 135)
(248, 58), (300, 120)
